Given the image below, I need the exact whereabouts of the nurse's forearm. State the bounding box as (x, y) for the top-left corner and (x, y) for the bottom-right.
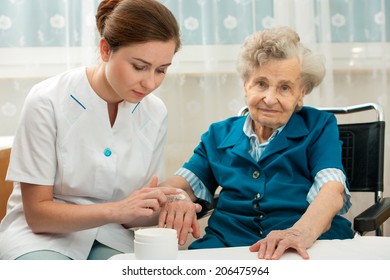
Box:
(122, 212), (160, 229)
(21, 182), (181, 234)
(23, 200), (124, 233)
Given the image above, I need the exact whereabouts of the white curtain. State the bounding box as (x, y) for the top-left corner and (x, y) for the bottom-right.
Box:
(0, 0), (99, 138)
(0, 0), (389, 235)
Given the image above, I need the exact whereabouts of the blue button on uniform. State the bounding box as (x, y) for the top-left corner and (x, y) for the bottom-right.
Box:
(104, 148), (112, 157)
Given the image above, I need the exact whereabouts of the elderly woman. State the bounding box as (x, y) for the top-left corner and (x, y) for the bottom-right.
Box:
(158, 26), (354, 260)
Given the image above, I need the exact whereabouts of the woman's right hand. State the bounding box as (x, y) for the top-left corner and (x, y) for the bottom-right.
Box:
(157, 194), (202, 246)
(116, 176), (183, 228)
(156, 176), (202, 245)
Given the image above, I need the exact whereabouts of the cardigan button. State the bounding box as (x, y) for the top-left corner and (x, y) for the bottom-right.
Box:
(252, 170), (260, 179)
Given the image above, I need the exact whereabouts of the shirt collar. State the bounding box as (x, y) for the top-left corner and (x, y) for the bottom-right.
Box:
(243, 115), (285, 145)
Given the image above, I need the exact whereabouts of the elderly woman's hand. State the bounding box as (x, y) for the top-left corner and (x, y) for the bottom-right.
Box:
(158, 192), (202, 246)
(249, 228), (316, 260)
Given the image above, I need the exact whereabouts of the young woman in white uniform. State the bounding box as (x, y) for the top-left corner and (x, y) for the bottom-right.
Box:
(0, 0), (182, 260)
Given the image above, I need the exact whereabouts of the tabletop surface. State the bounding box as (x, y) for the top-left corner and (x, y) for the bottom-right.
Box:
(109, 236), (390, 260)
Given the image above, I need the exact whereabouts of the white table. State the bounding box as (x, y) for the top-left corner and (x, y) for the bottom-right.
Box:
(1, 236), (387, 280)
(109, 235), (390, 260)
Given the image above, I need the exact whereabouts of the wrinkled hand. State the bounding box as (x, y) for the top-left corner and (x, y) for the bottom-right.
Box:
(158, 193), (202, 246)
(249, 228), (315, 260)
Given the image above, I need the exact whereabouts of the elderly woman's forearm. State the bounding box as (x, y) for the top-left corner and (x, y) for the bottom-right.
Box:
(292, 181), (345, 241)
(158, 175), (197, 202)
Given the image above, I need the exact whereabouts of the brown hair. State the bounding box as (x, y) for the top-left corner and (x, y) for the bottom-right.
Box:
(96, 0), (181, 53)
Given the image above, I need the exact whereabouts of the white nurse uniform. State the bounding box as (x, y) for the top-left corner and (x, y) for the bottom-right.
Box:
(0, 67), (167, 259)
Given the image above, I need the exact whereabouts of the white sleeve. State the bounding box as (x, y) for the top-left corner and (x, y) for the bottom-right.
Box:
(6, 87), (57, 185)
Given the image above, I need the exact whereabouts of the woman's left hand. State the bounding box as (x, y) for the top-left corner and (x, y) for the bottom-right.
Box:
(249, 228), (315, 260)
(250, 182), (344, 260)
